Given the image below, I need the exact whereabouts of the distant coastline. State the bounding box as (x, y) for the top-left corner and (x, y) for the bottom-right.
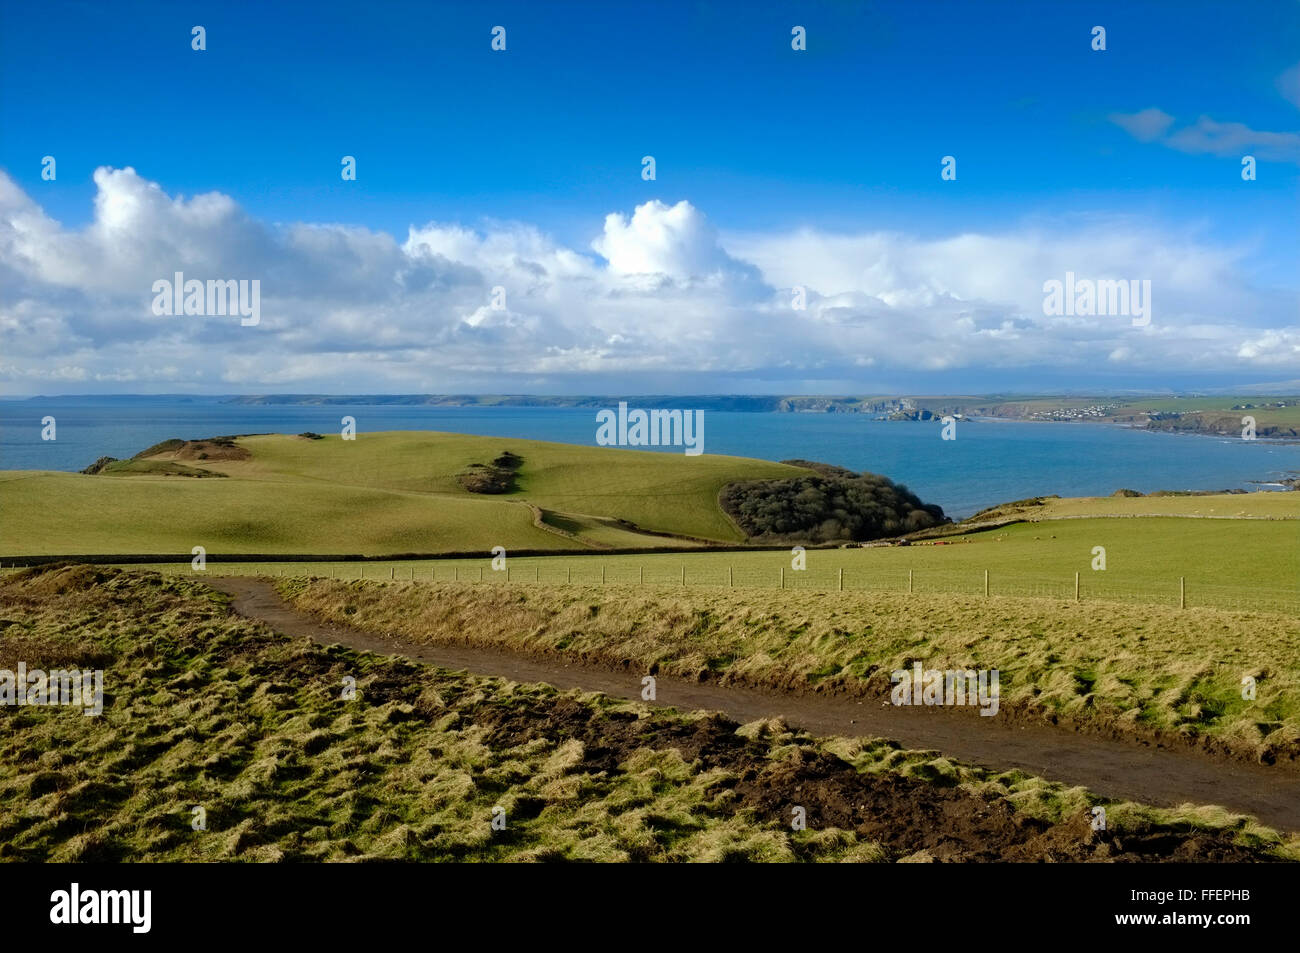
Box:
(9, 392), (1300, 439)
(205, 394), (1300, 440)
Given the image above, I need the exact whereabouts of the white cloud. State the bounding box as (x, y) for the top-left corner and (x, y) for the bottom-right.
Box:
(1110, 110), (1300, 163)
(0, 167), (1295, 393)
(1109, 108), (1175, 142)
(1110, 64), (1300, 164)
(593, 200), (718, 277)
(1278, 61), (1300, 109)
(1164, 116), (1300, 162)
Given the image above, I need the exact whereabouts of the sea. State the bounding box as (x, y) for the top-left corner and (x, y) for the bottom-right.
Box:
(2, 396), (1297, 519)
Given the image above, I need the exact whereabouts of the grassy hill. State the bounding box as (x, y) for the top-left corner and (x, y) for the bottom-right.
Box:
(965, 491), (1300, 522)
(119, 492), (1300, 614)
(3, 430), (1294, 607)
(0, 432), (807, 556)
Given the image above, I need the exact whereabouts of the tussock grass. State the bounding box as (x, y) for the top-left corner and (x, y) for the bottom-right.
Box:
(280, 578), (1300, 763)
(2, 565), (1293, 862)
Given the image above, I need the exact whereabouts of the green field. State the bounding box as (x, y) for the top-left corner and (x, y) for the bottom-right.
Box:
(968, 491), (1300, 521)
(1115, 396), (1300, 429)
(3, 428), (1296, 616)
(122, 508), (1300, 613)
(0, 431), (804, 555)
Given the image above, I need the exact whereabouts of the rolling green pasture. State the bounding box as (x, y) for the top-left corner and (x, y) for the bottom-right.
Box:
(974, 492), (1300, 520)
(0, 469), (567, 555)
(0, 432), (803, 555)
(2, 429), (1295, 612)
(210, 432), (800, 540)
(126, 513), (1300, 612)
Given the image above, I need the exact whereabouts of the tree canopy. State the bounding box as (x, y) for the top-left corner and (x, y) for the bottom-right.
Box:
(720, 461), (947, 543)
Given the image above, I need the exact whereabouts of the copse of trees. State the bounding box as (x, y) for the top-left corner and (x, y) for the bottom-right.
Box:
(456, 450), (523, 494)
(720, 461), (948, 544)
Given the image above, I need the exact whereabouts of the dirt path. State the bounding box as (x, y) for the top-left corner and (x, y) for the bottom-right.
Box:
(210, 575), (1300, 833)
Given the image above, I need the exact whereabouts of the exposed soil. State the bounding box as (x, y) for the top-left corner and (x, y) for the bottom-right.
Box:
(460, 694), (1269, 861)
(157, 439), (251, 462)
(209, 575), (1300, 836)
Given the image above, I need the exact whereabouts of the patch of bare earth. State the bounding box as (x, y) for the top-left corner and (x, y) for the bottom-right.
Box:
(465, 694), (1271, 862)
(151, 439), (251, 462)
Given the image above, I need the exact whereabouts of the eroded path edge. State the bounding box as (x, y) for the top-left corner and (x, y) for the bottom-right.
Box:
(209, 575), (1300, 833)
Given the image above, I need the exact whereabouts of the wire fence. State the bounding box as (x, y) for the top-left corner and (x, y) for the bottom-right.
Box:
(273, 562), (1300, 615)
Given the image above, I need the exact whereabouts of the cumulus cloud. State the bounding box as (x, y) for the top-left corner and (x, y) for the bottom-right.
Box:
(0, 166), (1295, 393)
(592, 199), (752, 282)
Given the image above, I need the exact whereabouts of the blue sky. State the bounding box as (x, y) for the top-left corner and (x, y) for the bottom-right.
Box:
(1, 0), (1298, 395)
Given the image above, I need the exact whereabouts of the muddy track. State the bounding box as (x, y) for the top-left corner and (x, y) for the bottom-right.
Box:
(209, 575), (1300, 833)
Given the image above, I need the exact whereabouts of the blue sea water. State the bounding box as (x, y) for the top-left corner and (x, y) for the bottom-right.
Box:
(2, 397), (1297, 519)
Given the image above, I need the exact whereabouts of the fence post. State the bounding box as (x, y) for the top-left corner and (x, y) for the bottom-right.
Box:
(984, 569), (989, 598)
(728, 565), (733, 588)
(838, 568), (843, 591)
(479, 566), (483, 582)
(681, 564), (686, 586)
(535, 566), (539, 582)
(1074, 571), (1080, 602)
(1179, 576), (1185, 609)
(567, 566), (571, 584)
(602, 565), (606, 584)
(390, 567), (394, 579)
(361, 565), (364, 579)
(780, 567), (785, 589)
(908, 569), (913, 594)
(640, 566), (644, 585)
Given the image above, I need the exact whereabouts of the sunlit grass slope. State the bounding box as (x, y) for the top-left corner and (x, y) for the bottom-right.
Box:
(0, 431), (806, 555)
